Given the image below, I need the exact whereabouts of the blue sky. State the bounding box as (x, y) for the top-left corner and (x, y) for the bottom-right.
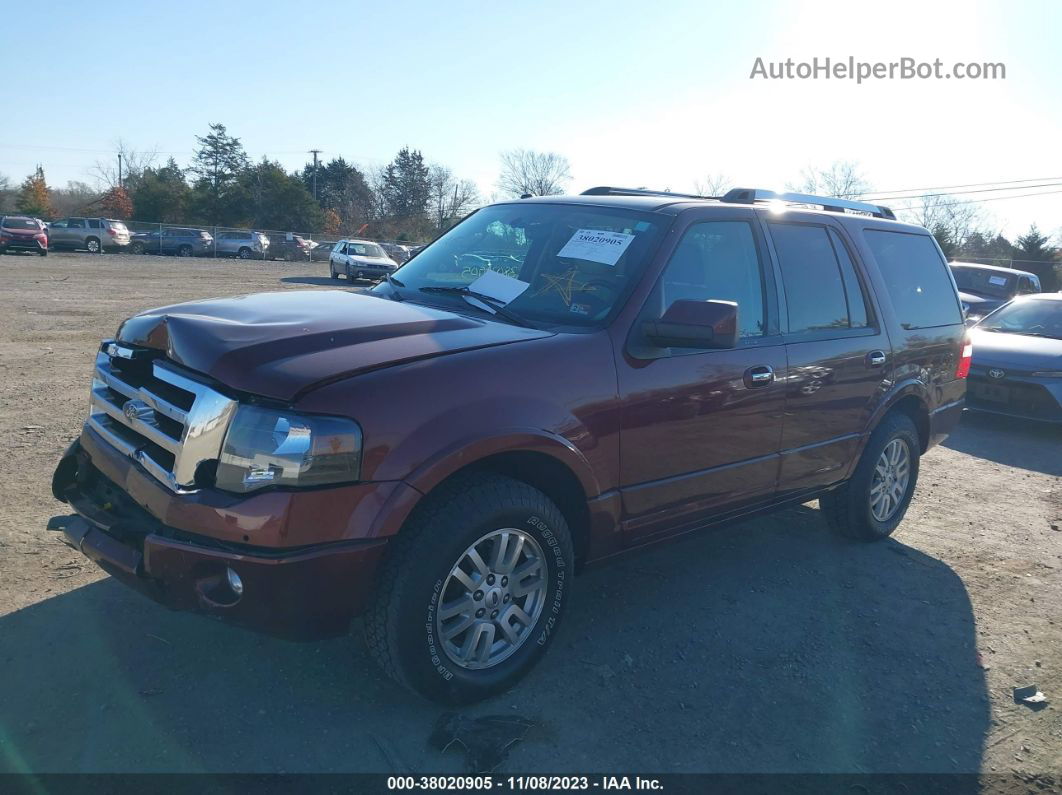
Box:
(3, 0), (1060, 236)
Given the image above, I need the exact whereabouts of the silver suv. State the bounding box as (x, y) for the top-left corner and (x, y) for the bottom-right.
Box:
(214, 230), (270, 259)
(48, 217), (131, 253)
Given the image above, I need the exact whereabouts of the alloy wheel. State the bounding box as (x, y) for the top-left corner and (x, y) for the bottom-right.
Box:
(436, 528), (547, 670)
(869, 438), (911, 522)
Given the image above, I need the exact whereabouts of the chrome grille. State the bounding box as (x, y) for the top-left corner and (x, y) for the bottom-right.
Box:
(87, 342), (236, 492)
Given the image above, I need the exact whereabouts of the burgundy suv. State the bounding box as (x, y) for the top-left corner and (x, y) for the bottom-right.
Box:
(51, 187), (969, 703)
(0, 215), (48, 256)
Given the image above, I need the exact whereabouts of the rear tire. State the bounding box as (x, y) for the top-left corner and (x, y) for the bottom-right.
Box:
(365, 473), (574, 704)
(130, 241), (145, 255)
(39, 249), (48, 257)
(177, 245), (192, 258)
(86, 237), (101, 254)
(820, 412), (920, 541)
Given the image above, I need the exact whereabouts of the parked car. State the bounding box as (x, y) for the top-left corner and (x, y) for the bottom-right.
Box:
(950, 261), (1041, 324)
(265, 232), (312, 262)
(51, 186), (968, 703)
(48, 217), (130, 253)
(380, 242), (412, 264)
(0, 215), (48, 256)
(214, 230), (270, 259)
(129, 227), (214, 257)
(310, 241), (337, 262)
(328, 239), (398, 281)
(965, 293), (1062, 423)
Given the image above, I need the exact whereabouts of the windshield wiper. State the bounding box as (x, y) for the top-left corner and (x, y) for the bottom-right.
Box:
(419, 286), (536, 328)
(383, 272), (405, 299)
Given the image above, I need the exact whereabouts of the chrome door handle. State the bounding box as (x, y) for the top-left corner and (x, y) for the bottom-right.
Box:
(744, 365), (774, 388)
(867, 350), (887, 368)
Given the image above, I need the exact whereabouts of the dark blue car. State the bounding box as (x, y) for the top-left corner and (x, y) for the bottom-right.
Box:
(129, 227), (214, 257)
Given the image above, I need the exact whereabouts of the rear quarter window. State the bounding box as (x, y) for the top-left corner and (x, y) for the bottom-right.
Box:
(863, 230), (962, 329)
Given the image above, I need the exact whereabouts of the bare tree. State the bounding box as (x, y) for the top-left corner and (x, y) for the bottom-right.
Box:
(50, 180), (101, 216)
(693, 173), (733, 196)
(497, 149), (571, 197)
(91, 138), (159, 190)
(428, 164), (479, 232)
(901, 193), (991, 257)
(791, 161), (872, 198)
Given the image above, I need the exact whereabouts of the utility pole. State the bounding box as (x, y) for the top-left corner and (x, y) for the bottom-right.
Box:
(309, 149), (322, 201)
(118, 152), (123, 190)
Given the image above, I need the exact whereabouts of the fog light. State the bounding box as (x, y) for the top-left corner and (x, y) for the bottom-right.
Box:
(226, 567), (244, 596)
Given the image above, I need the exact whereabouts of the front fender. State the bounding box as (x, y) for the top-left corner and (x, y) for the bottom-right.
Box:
(403, 428), (602, 500)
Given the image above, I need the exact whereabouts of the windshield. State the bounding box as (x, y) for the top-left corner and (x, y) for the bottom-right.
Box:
(349, 242), (387, 258)
(376, 203), (670, 328)
(2, 217), (40, 230)
(952, 266), (1015, 299)
(978, 298), (1062, 339)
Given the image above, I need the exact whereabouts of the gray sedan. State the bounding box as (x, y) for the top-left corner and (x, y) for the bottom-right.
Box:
(966, 294), (1062, 423)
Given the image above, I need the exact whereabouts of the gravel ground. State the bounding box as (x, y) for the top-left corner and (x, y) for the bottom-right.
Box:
(0, 252), (1059, 786)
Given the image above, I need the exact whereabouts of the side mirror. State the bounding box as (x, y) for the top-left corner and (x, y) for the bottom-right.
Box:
(642, 299), (738, 349)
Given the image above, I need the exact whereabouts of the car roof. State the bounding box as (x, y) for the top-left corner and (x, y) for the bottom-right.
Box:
(497, 192), (925, 231)
(949, 261), (1038, 279)
(1016, 292), (1062, 302)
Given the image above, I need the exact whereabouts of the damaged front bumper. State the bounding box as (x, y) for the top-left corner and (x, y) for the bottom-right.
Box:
(50, 435), (392, 640)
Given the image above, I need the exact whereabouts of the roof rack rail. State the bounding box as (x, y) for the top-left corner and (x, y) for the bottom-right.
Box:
(581, 186), (707, 200)
(720, 188), (895, 220)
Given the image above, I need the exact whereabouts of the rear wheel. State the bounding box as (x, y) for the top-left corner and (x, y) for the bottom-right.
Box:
(177, 244), (192, 258)
(130, 241), (145, 255)
(820, 412), (920, 541)
(365, 473), (573, 704)
(39, 249), (48, 257)
(85, 237), (101, 254)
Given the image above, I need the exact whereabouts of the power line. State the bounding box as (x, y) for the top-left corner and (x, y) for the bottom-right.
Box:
(860, 175), (1062, 198)
(890, 188), (1062, 213)
(866, 181), (1062, 202)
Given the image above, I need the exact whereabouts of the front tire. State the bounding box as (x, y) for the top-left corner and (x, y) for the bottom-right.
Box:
(330, 261), (343, 280)
(820, 412), (920, 541)
(130, 241), (145, 255)
(237, 247), (252, 259)
(365, 473), (574, 704)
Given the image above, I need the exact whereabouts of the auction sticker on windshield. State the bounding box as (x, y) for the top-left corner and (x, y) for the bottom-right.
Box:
(558, 229), (635, 266)
(989, 275), (1008, 286)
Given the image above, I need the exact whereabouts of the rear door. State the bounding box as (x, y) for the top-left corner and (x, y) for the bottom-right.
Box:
(616, 210), (787, 541)
(67, 218), (87, 248)
(762, 216), (892, 495)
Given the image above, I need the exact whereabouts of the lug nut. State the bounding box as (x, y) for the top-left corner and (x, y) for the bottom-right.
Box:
(501, 576), (508, 586)
(490, 610), (499, 619)
(487, 575), (495, 585)
(473, 590), (483, 601)
(476, 608), (486, 618)
(503, 594), (510, 603)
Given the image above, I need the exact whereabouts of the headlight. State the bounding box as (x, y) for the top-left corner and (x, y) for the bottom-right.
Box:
(215, 405), (362, 493)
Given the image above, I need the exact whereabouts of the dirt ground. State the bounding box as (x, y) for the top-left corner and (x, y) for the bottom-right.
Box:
(0, 252), (1059, 784)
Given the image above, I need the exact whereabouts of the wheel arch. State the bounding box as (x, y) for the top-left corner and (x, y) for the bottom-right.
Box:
(395, 436), (598, 566)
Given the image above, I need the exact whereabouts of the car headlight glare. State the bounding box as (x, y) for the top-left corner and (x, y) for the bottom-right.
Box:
(215, 405), (362, 493)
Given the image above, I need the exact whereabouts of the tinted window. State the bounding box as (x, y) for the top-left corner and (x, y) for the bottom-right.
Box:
(865, 231), (962, 329)
(828, 229), (869, 328)
(50, 219), (68, 229)
(642, 221), (767, 342)
(769, 223), (851, 333)
(68, 219), (85, 229)
(88, 219), (102, 229)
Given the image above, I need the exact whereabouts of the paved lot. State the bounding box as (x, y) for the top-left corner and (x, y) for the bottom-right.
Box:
(0, 253), (1059, 781)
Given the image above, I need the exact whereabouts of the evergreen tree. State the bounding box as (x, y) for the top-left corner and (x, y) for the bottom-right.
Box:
(379, 147), (431, 227)
(189, 123), (249, 224)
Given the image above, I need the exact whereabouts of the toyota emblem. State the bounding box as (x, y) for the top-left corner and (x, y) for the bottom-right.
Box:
(988, 368), (1005, 380)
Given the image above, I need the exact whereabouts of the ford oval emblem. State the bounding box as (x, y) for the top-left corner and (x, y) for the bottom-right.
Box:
(122, 399), (152, 421)
(988, 368), (1005, 380)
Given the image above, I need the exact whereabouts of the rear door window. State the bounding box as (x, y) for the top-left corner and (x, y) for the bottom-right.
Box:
(864, 230), (962, 329)
(768, 223), (858, 335)
(88, 219), (102, 229)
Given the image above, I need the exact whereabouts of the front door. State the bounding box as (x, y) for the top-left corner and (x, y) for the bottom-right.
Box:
(616, 212), (787, 541)
(761, 218), (893, 494)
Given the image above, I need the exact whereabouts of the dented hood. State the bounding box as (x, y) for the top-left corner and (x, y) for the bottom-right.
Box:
(117, 289), (551, 401)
